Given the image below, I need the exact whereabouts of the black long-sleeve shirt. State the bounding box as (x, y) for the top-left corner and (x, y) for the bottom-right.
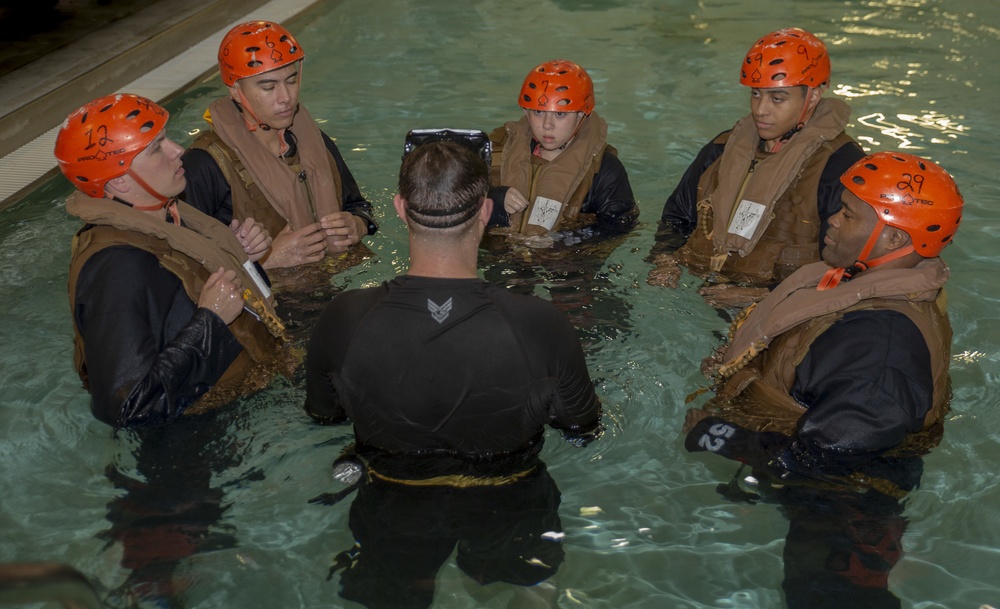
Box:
(74, 245), (243, 427)
(305, 276), (602, 460)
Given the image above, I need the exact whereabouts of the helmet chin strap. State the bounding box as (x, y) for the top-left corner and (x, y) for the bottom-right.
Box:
(121, 170), (181, 224)
(557, 113), (588, 151)
(232, 63), (303, 156)
(769, 87), (815, 154)
(232, 89), (295, 157)
(817, 220), (915, 290)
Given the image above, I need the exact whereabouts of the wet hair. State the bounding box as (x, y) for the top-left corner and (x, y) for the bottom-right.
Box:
(398, 140), (488, 231)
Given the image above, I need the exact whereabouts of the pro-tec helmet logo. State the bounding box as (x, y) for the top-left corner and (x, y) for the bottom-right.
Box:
(427, 298), (453, 324)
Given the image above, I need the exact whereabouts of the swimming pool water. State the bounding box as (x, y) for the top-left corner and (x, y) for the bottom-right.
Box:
(2, 0), (999, 607)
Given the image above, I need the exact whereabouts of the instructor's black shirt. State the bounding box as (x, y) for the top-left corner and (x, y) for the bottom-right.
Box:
(305, 276), (601, 460)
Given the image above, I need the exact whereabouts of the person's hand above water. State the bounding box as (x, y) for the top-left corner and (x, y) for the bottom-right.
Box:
(320, 211), (365, 253)
(230, 218), (271, 263)
(199, 267), (243, 324)
(504, 187), (529, 214)
(262, 223), (327, 269)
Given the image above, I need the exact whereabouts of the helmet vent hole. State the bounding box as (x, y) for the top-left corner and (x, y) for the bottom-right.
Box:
(851, 176), (866, 186)
(555, 86), (569, 92)
(527, 83), (537, 89)
(522, 94), (531, 102)
(927, 224), (941, 232)
(557, 99), (571, 106)
(248, 61), (263, 68)
(769, 58), (785, 66)
(80, 112), (88, 123)
(918, 161), (927, 170)
(863, 162), (878, 171)
(138, 121), (155, 133)
(125, 110), (140, 121)
(99, 104), (113, 113)
(76, 176), (89, 183)
(246, 46), (260, 53)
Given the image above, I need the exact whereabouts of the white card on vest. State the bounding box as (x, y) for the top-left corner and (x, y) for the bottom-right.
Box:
(727, 199), (767, 239)
(243, 260), (272, 299)
(527, 196), (563, 231)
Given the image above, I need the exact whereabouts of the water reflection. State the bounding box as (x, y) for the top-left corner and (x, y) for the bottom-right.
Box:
(326, 464), (565, 609)
(479, 232), (634, 349)
(100, 413), (248, 607)
(712, 455), (925, 609)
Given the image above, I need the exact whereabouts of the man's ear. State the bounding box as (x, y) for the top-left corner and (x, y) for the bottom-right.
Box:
(104, 175), (130, 196)
(807, 84), (826, 110)
(479, 196), (493, 227)
(883, 226), (912, 252)
(393, 193), (407, 225)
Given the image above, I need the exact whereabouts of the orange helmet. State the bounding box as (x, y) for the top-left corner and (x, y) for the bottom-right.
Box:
(54, 94), (169, 198)
(218, 21), (304, 86)
(518, 60), (594, 115)
(841, 151), (963, 258)
(740, 27), (830, 88)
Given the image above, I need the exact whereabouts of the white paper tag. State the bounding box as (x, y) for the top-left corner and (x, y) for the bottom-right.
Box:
(526, 196), (563, 231)
(727, 199), (767, 239)
(243, 260), (271, 299)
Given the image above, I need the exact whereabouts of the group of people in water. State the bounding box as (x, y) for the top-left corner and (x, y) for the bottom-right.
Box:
(52, 19), (964, 609)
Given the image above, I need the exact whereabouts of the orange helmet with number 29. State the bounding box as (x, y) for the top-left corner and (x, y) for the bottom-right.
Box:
(841, 151), (963, 258)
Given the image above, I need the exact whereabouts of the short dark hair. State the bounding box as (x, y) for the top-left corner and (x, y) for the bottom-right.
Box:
(398, 140), (488, 230)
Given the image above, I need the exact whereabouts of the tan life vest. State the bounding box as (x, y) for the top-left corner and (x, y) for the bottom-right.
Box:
(66, 193), (295, 414)
(675, 98), (855, 285)
(688, 259), (953, 460)
(190, 100), (345, 252)
(488, 113), (611, 237)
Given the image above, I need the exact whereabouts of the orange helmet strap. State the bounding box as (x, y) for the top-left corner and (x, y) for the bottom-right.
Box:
(770, 87), (815, 154)
(816, 220), (915, 290)
(126, 169), (170, 205)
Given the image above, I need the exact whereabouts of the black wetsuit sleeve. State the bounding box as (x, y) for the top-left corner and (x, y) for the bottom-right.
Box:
(652, 133), (727, 255)
(520, 304), (602, 441)
(304, 300), (348, 424)
(487, 185), (511, 227)
(181, 147), (235, 225)
(75, 246), (243, 427)
(321, 132), (378, 236)
(304, 287), (383, 424)
(816, 139), (866, 249)
(582, 149), (637, 234)
(788, 309), (933, 466)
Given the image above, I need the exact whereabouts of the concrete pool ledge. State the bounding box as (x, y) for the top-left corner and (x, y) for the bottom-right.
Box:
(0, 0), (322, 211)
